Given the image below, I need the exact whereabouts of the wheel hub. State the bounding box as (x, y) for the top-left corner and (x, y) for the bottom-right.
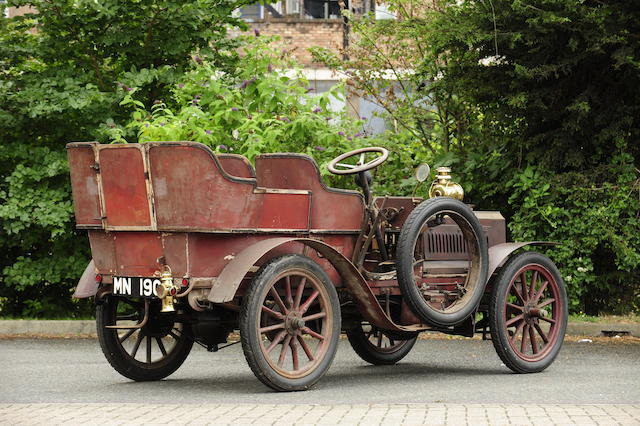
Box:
(523, 303), (548, 324)
(285, 312), (305, 335)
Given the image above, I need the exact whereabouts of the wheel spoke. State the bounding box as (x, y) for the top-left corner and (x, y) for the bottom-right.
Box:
(511, 286), (526, 304)
(540, 316), (557, 325)
(506, 313), (525, 327)
(297, 335), (314, 361)
(299, 290), (319, 314)
(265, 330), (287, 353)
(301, 326), (324, 341)
(302, 312), (326, 322)
(520, 324), (529, 353)
(146, 336), (152, 363)
(169, 328), (183, 341)
(261, 305), (284, 320)
(534, 322), (549, 344)
(119, 328), (136, 344)
(506, 303), (524, 312)
(278, 335), (292, 367)
(269, 287), (288, 315)
(529, 270), (538, 299)
(285, 276), (293, 308)
(260, 322), (286, 334)
(520, 273), (529, 301)
(510, 321), (525, 345)
(529, 325), (538, 354)
(294, 277), (307, 309)
(336, 162), (357, 169)
(376, 331), (383, 348)
(533, 280), (549, 303)
(131, 331), (144, 358)
(290, 338), (299, 371)
(156, 337), (167, 357)
(538, 298), (555, 309)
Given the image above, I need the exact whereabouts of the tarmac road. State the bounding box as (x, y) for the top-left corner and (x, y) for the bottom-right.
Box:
(1, 336), (638, 405)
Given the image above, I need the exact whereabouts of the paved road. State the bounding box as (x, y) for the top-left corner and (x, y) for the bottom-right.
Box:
(1, 337), (638, 405)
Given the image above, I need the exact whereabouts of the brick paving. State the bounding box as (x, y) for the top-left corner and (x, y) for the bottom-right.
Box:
(0, 403), (639, 425)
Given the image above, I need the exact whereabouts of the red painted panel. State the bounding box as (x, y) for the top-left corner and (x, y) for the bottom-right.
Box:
(67, 145), (101, 226)
(256, 192), (310, 229)
(88, 230), (116, 274)
(218, 154), (255, 179)
(255, 154), (364, 230)
(113, 232), (163, 276)
(188, 234), (268, 277)
(88, 230), (357, 292)
(149, 144), (309, 230)
(161, 233), (188, 277)
(99, 147), (151, 227)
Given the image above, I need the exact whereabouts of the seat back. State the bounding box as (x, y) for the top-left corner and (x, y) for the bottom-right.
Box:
(255, 153), (364, 231)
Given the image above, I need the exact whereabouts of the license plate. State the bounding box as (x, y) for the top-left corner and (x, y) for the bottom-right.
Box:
(113, 276), (162, 298)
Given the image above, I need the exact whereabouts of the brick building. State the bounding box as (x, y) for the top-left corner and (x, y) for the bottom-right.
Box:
(236, 0), (394, 132)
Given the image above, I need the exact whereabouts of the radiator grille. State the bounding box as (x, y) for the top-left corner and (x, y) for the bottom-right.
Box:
(426, 232), (468, 256)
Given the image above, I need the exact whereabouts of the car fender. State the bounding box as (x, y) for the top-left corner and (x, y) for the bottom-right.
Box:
(207, 237), (428, 333)
(487, 241), (559, 282)
(73, 260), (97, 298)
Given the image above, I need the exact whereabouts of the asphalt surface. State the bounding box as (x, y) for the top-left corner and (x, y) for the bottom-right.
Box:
(1, 337), (638, 405)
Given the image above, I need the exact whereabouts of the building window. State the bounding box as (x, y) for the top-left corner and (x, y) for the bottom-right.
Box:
(303, 0), (340, 19)
(239, 0), (345, 21)
(239, 3), (264, 21)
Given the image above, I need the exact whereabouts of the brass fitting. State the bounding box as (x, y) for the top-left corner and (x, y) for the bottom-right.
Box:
(158, 266), (176, 313)
(429, 167), (464, 201)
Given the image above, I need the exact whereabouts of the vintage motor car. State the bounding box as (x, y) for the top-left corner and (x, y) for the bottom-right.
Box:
(67, 141), (568, 391)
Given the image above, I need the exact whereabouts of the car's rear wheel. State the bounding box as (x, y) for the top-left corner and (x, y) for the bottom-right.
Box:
(97, 296), (193, 381)
(240, 254), (340, 391)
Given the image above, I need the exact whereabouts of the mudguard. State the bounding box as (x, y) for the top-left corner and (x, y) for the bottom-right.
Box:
(487, 242), (559, 280)
(207, 237), (429, 333)
(73, 260), (97, 298)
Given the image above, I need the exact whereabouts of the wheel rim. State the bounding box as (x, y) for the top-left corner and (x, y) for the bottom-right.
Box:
(502, 264), (563, 362)
(411, 210), (483, 315)
(256, 269), (334, 379)
(109, 297), (187, 365)
(359, 323), (410, 354)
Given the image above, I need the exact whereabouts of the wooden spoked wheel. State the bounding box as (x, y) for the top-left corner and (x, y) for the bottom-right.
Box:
(346, 322), (417, 365)
(96, 296), (193, 381)
(490, 252), (567, 373)
(240, 255), (340, 391)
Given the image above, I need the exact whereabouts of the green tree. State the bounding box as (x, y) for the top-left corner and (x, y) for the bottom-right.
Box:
(428, 0), (640, 313)
(317, 0), (640, 313)
(0, 0), (249, 317)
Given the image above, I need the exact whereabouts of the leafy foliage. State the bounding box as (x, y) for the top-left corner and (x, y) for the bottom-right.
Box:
(0, 0), (249, 317)
(316, 0), (640, 313)
(117, 35), (394, 187)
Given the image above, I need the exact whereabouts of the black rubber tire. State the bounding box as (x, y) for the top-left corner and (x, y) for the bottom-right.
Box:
(346, 323), (418, 365)
(96, 296), (193, 381)
(396, 197), (489, 327)
(240, 254), (341, 392)
(489, 251), (568, 373)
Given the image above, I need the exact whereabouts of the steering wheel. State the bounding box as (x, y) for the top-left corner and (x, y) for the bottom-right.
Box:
(327, 147), (389, 175)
